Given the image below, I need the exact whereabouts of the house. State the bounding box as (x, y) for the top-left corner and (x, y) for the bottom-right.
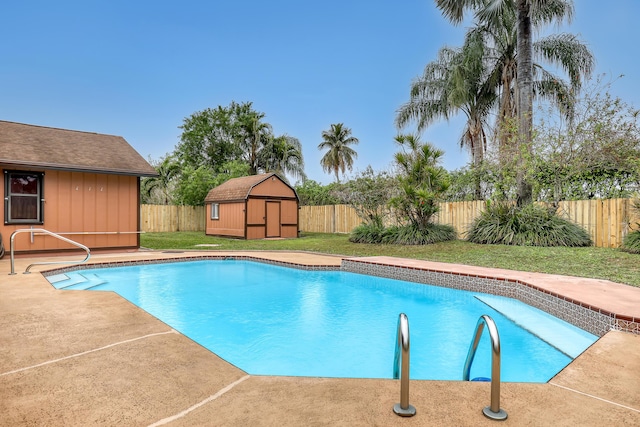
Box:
(0, 120), (158, 255)
(204, 173), (299, 239)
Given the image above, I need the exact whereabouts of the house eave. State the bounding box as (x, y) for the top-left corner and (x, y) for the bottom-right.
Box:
(0, 160), (159, 177)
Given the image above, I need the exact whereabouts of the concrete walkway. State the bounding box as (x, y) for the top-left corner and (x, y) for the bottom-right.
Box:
(1, 251), (639, 426)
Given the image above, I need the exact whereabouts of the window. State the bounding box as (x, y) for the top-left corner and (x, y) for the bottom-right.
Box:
(211, 202), (219, 220)
(4, 171), (44, 224)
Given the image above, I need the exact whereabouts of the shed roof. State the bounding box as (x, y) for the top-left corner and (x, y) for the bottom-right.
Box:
(0, 121), (158, 176)
(205, 173), (293, 202)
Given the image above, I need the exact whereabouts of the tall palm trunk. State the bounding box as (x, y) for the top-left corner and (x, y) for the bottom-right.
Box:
(516, 0), (533, 205)
(470, 118), (485, 199)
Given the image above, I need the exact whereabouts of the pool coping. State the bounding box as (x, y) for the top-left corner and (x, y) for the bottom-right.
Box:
(2, 251), (640, 425)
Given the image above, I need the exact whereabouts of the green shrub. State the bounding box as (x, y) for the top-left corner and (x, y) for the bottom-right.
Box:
(349, 222), (386, 243)
(381, 223), (456, 245)
(350, 222), (456, 245)
(621, 199), (640, 254)
(621, 230), (640, 254)
(467, 202), (592, 247)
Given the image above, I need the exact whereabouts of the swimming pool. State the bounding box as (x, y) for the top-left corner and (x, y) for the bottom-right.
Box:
(47, 260), (597, 382)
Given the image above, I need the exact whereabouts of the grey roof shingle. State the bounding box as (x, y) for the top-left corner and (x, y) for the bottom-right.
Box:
(0, 121), (158, 176)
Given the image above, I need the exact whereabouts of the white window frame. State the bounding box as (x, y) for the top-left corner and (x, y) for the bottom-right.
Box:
(211, 202), (219, 220)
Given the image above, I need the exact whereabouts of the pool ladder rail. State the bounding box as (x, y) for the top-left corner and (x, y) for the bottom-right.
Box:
(393, 313), (416, 417)
(8, 228), (91, 275)
(392, 313), (507, 421)
(463, 315), (508, 420)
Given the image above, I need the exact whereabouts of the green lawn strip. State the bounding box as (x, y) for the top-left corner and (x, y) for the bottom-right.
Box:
(140, 232), (640, 287)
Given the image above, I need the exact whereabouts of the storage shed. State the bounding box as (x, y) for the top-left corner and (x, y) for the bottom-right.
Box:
(204, 173), (299, 239)
(0, 120), (157, 255)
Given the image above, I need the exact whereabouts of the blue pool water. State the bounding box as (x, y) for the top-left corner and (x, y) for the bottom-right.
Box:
(47, 260), (598, 382)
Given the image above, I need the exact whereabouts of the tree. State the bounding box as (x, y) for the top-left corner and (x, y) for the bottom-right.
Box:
(175, 103), (245, 172)
(236, 106), (273, 175)
(396, 34), (496, 199)
(173, 165), (218, 206)
(533, 76), (640, 201)
(389, 134), (450, 229)
(332, 166), (398, 226)
(318, 123), (359, 182)
(141, 156), (180, 205)
(294, 179), (342, 206)
(178, 101), (306, 180)
(260, 135), (306, 182)
(174, 160), (250, 206)
(396, 34), (496, 169)
(435, 0), (593, 205)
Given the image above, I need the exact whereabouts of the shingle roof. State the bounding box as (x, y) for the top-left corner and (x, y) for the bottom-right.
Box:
(205, 173), (279, 202)
(0, 121), (158, 176)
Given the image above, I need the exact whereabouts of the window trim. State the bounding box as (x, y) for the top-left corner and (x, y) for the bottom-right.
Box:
(210, 202), (219, 220)
(4, 170), (45, 225)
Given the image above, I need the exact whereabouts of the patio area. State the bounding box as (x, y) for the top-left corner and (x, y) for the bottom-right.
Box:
(1, 251), (639, 426)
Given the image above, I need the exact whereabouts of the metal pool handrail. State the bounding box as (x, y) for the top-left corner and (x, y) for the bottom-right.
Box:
(9, 228), (91, 275)
(392, 312), (416, 417)
(463, 314), (508, 421)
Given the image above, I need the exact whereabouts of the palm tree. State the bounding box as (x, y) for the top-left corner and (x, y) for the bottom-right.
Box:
(396, 32), (497, 175)
(239, 111), (273, 175)
(390, 134), (450, 229)
(141, 156), (180, 205)
(261, 135), (307, 181)
(318, 123), (359, 182)
(435, 0), (593, 204)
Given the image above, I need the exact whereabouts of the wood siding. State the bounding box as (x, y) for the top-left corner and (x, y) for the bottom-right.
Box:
(2, 169), (139, 253)
(203, 174), (299, 240)
(250, 177), (297, 198)
(246, 199), (266, 225)
(205, 202), (245, 237)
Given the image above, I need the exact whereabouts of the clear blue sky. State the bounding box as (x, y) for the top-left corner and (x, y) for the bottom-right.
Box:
(1, 1), (638, 185)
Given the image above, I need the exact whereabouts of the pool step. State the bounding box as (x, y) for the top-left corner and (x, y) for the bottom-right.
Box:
(475, 294), (597, 358)
(50, 272), (106, 290)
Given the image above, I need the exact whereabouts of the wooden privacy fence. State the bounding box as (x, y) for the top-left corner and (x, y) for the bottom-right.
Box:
(298, 204), (359, 234)
(141, 204), (206, 232)
(299, 199), (639, 248)
(142, 199), (639, 248)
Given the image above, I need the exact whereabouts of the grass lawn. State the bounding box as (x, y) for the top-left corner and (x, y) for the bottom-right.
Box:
(141, 231), (640, 288)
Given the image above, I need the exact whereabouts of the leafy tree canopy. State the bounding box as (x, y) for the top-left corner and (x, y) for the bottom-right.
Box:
(294, 179), (342, 206)
(533, 76), (640, 201)
(150, 101), (305, 205)
(174, 160), (250, 206)
(331, 166), (398, 226)
(175, 102), (248, 172)
(175, 100), (304, 177)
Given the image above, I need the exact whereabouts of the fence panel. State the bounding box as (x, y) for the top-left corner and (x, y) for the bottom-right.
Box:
(143, 199), (637, 247)
(141, 205), (205, 232)
(298, 205), (362, 233)
(298, 199), (636, 248)
(434, 200), (486, 238)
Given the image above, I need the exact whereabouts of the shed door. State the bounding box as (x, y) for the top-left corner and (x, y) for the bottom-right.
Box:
(266, 201), (281, 238)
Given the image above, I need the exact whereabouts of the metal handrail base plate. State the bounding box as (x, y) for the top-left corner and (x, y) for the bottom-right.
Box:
(483, 406), (508, 421)
(393, 403), (416, 417)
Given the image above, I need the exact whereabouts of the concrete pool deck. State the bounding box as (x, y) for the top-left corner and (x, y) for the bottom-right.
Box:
(1, 251), (639, 426)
